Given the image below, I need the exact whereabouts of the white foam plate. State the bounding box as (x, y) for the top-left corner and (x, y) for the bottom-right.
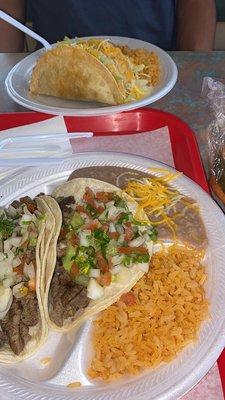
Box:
(0, 152), (225, 400)
(5, 36), (177, 116)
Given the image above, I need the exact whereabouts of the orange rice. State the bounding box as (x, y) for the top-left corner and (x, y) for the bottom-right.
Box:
(88, 246), (209, 381)
(119, 45), (160, 86)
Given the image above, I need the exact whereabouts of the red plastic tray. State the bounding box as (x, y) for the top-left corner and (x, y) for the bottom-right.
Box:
(0, 108), (208, 192)
(1, 107), (224, 396)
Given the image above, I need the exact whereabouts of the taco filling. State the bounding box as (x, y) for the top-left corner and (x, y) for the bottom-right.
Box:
(62, 38), (152, 102)
(49, 188), (157, 327)
(0, 197), (43, 355)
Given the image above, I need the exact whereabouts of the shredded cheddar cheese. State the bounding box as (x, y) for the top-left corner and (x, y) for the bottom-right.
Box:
(67, 381), (82, 388)
(123, 168), (190, 240)
(40, 357), (52, 366)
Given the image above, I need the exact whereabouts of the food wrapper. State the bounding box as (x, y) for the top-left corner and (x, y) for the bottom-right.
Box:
(202, 77), (225, 205)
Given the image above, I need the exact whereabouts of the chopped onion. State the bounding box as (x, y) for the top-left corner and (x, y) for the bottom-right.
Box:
(22, 205), (32, 216)
(127, 202), (137, 213)
(87, 278), (104, 300)
(105, 201), (114, 208)
(13, 283), (27, 299)
(139, 226), (147, 234)
(111, 254), (124, 265)
(108, 206), (122, 219)
(4, 237), (21, 252)
(89, 269), (101, 278)
(116, 225), (124, 235)
(3, 276), (16, 288)
(58, 241), (67, 249)
(7, 250), (15, 263)
(129, 236), (145, 247)
(111, 265), (122, 275)
(12, 257), (21, 268)
(0, 253), (5, 262)
(83, 229), (91, 236)
(116, 267), (131, 284)
(24, 262), (35, 280)
(0, 259), (13, 279)
(7, 205), (17, 217)
(109, 222), (116, 233)
(19, 214), (33, 226)
(80, 232), (90, 247)
(0, 286), (13, 319)
(118, 233), (125, 244)
(98, 209), (108, 221)
(136, 262), (149, 273)
(146, 241), (154, 256)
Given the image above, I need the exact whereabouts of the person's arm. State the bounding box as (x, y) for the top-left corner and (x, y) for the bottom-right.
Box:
(0, 0), (26, 52)
(177, 0), (216, 51)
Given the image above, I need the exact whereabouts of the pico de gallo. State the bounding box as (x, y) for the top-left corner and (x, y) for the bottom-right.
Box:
(0, 197), (44, 355)
(55, 187), (157, 301)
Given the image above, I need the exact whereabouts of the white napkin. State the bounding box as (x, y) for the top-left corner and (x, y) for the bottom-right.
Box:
(0, 116), (68, 182)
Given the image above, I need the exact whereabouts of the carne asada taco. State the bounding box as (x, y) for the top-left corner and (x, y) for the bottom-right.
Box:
(29, 38), (155, 105)
(40, 178), (156, 332)
(0, 196), (52, 362)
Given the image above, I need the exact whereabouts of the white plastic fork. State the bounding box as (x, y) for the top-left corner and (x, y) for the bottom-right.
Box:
(0, 10), (52, 50)
(0, 132), (93, 166)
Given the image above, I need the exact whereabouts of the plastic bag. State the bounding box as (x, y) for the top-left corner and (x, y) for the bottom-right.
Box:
(202, 77), (225, 204)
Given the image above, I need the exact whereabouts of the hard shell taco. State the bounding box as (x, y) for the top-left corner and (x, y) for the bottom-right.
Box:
(29, 38), (154, 105)
(40, 178), (157, 332)
(0, 196), (53, 363)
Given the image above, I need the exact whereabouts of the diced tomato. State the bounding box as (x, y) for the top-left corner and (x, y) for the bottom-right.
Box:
(59, 227), (68, 240)
(95, 192), (111, 203)
(109, 231), (119, 239)
(96, 251), (109, 272)
(13, 265), (24, 275)
(76, 205), (88, 214)
(96, 205), (105, 214)
(85, 219), (99, 231)
(28, 279), (36, 292)
(70, 263), (79, 278)
(124, 223), (134, 241)
(99, 271), (112, 286)
(83, 187), (95, 207)
(69, 232), (80, 246)
(118, 246), (148, 255)
(120, 292), (137, 306)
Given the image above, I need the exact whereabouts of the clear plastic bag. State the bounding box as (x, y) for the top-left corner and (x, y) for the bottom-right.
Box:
(202, 77), (225, 204)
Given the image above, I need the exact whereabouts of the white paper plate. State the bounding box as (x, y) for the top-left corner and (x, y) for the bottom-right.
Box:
(5, 36), (178, 116)
(0, 152), (225, 400)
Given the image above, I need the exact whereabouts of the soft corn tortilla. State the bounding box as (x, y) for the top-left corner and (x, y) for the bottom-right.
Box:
(0, 197), (52, 363)
(29, 46), (123, 105)
(40, 178), (151, 332)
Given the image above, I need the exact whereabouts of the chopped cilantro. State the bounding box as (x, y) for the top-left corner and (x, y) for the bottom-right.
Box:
(15, 246), (24, 256)
(0, 215), (14, 239)
(148, 227), (158, 242)
(117, 213), (131, 224)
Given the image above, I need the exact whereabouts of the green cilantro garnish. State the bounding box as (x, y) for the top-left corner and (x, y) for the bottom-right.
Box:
(0, 215), (14, 239)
